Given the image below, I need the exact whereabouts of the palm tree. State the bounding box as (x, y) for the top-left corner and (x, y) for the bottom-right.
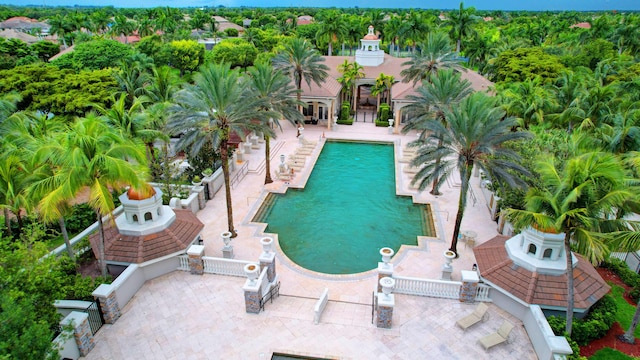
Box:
(5, 111), (76, 259)
(384, 15), (405, 56)
(504, 152), (634, 335)
(401, 32), (463, 86)
(110, 14), (136, 44)
(94, 94), (163, 167)
(410, 92), (531, 256)
(402, 69), (473, 195)
(498, 78), (555, 129)
(168, 63), (273, 238)
(0, 152), (32, 238)
(337, 60), (364, 110)
(446, 2), (479, 54)
(0, 92), (21, 236)
(371, 73), (394, 109)
(142, 65), (182, 179)
(36, 114), (148, 276)
(315, 10), (348, 56)
(247, 63), (304, 184)
(403, 10), (430, 53)
(272, 38), (329, 115)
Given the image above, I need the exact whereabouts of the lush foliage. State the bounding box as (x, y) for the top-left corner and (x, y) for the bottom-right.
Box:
(548, 294), (617, 345)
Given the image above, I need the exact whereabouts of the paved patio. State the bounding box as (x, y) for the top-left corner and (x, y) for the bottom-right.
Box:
(83, 120), (537, 359)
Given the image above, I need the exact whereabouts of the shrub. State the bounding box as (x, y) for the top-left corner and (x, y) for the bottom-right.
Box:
(64, 203), (97, 235)
(547, 294), (617, 345)
(340, 102), (350, 120)
(378, 103), (390, 122)
(375, 119), (389, 127)
(336, 119), (353, 125)
(602, 258), (640, 288)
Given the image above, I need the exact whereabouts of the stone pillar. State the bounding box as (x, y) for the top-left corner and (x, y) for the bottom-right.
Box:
(187, 244), (205, 275)
(192, 185), (206, 209)
(92, 284), (120, 324)
(376, 296), (394, 328)
(459, 270), (480, 303)
(221, 231), (234, 259)
(259, 237), (276, 283)
(243, 264), (262, 314)
(377, 262), (394, 293)
(62, 312), (95, 356)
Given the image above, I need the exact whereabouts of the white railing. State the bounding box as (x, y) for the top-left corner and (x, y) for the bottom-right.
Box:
(393, 276), (461, 299)
(202, 256), (252, 277)
(609, 252), (626, 261)
(476, 284), (492, 302)
(177, 255), (189, 271)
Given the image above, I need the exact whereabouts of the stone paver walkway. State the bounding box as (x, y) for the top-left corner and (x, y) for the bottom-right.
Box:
(83, 121), (537, 359)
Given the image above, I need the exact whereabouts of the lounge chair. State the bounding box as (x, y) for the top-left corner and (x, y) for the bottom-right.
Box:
(478, 321), (514, 350)
(455, 302), (489, 331)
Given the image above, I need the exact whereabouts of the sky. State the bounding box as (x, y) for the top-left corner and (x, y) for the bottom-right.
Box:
(3, 0), (640, 11)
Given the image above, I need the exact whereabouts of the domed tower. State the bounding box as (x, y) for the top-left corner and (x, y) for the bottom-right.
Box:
(355, 25), (384, 67)
(90, 184), (204, 267)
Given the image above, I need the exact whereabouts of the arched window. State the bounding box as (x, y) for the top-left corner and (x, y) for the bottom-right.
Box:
(528, 243), (537, 255)
(144, 212), (152, 221)
(132, 214), (138, 223)
(543, 248), (553, 259)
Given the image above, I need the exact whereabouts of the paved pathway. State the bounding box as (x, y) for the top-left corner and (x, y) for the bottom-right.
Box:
(83, 121), (537, 359)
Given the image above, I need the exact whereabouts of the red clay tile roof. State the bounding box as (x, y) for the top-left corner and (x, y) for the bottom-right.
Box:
(570, 22), (592, 29)
(474, 236), (610, 310)
(90, 209), (204, 264)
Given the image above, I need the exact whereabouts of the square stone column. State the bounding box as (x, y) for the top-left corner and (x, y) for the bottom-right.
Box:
(191, 185), (206, 209)
(187, 245), (205, 275)
(62, 312), (95, 356)
(377, 262), (393, 293)
(459, 270), (480, 303)
(242, 279), (262, 314)
(259, 251), (276, 283)
(92, 284), (120, 324)
(376, 293), (395, 329)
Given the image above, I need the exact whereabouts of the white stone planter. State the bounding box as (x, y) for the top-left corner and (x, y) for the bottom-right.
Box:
(260, 237), (273, 255)
(221, 231), (232, 248)
(244, 263), (260, 284)
(380, 247), (394, 265)
(444, 250), (456, 269)
(379, 277), (395, 298)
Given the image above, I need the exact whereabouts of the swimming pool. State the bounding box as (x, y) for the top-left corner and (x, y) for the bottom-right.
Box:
(254, 141), (434, 274)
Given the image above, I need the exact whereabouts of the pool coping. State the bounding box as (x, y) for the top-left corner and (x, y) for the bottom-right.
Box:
(242, 138), (447, 281)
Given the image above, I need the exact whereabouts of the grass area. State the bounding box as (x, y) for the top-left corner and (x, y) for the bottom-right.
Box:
(589, 347), (637, 360)
(610, 285), (640, 338)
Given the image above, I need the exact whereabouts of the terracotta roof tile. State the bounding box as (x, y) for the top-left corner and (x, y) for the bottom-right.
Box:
(90, 209), (204, 264)
(474, 235), (610, 310)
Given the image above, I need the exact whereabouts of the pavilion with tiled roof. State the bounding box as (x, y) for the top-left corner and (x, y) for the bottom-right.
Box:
(297, 26), (494, 133)
(473, 228), (609, 316)
(90, 185), (204, 267)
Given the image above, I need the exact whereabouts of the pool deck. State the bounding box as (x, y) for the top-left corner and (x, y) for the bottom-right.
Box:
(83, 121), (538, 360)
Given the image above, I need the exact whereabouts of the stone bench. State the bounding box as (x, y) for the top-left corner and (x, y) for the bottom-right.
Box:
(313, 287), (329, 325)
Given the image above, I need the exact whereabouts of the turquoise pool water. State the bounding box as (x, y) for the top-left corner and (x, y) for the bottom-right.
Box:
(257, 141), (432, 275)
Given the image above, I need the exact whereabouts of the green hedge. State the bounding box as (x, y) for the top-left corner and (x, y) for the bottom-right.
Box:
(602, 258), (640, 302)
(375, 120), (389, 127)
(336, 119), (353, 125)
(547, 294), (617, 345)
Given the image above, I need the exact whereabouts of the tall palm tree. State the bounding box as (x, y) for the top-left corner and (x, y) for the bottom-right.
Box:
(142, 65), (182, 179)
(0, 152), (32, 238)
(401, 32), (463, 86)
(315, 10), (348, 56)
(410, 92), (531, 255)
(247, 63), (304, 184)
(446, 2), (479, 54)
(36, 114), (148, 276)
(504, 152), (635, 335)
(6, 111), (76, 259)
(337, 60), (364, 110)
(403, 10), (430, 53)
(0, 92), (21, 236)
(498, 77), (555, 129)
(272, 38), (329, 115)
(109, 14), (136, 44)
(384, 15), (405, 56)
(168, 63), (273, 237)
(371, 73), (394, 109)
(402, 69), (473, 195)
